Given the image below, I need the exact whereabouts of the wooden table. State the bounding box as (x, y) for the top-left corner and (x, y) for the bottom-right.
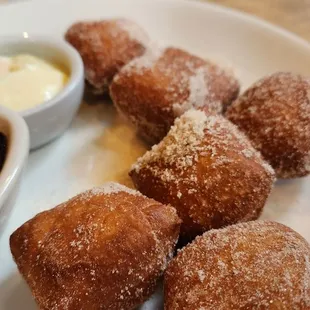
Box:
(204, 0), (310, 42)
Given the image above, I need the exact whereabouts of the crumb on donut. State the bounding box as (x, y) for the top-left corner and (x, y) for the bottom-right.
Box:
(110, 47), (240, 144)
(226, 72), (310, 178)
(164, 220), (310, 309)
(65, 19), (149, 93)
(130, 109), (275, 240)
(10, 182), (181, 309)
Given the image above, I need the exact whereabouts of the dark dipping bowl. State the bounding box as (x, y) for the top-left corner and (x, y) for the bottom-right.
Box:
(0, 106), (29, 234)
(0, 133), (7, 172)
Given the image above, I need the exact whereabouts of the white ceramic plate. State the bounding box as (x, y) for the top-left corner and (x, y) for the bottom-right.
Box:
(1, 0), (310, 309)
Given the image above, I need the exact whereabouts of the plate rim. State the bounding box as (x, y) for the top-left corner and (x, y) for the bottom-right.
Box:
(0, 0), (309, 53)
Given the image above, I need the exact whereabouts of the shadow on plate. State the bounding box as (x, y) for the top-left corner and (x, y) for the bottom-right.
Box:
(261, 177), (305, 220)
(0, 273), (37, 310)
(68, 101), (147, 187)
(138, 281), (164, 310)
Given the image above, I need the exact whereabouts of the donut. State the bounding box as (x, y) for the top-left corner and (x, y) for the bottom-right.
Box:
(130, 110), (275, 241)
(65, 19), (149, 94)
(10, 182), (181, 310)
(164, 220), (310, 310)
(225, 72), (310, 178)
(110, 47), (240, 144)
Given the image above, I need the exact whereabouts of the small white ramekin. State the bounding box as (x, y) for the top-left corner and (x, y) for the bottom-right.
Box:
(0, 105), (29, 234)
(0, 35), (84, 149)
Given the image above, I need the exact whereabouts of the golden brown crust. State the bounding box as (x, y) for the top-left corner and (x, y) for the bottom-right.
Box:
(110, 47), (240, 144)
(10, 182), (181, 310)
(164, 220), (310, 310)
(65, 19), (148, 94)
(130, 110), (275, 241)
(226, 72), (310, 179)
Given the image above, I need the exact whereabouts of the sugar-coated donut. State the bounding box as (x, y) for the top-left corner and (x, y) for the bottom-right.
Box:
(130, 110), (275, 241)
(226, 72), (310, 178)
(65, 19), (149, 94)
(164, 220), (310, 310)
(110, 47), (240, 144)
(10, 182), (181, 310)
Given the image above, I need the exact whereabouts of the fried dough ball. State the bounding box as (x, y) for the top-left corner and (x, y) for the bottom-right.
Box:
(65, 19), (148, 94)
(130, 110), (275, 241)
(226, 72), (310, 178)
(164, 221), (310, 310)
(110, 47), (240, 144)
(10, 182), (181, 310)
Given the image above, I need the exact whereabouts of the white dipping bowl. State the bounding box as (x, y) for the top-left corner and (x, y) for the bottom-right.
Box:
(0, 105), (29, 234)
(0, 35), (84, 149)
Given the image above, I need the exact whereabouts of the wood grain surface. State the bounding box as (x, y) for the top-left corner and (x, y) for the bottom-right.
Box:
(204, 0), (310, 41)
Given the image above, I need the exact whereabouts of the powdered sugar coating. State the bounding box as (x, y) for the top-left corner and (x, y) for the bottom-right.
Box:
(110, 47), (239, 144)
(164, 220), (310, 309)
(116, 19), (149, 46)
(226, 72), (310, 178)
(118, 44), (164, 74)
(80, 181), (141, 199)
(10, 183), (181, 309)
(130, 110), (275, 240)
(65, 19), (148, 93)
(172, 66), (220, 116)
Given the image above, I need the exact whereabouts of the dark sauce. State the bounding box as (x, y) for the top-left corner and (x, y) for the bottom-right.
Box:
(0, 133), (7, 172)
